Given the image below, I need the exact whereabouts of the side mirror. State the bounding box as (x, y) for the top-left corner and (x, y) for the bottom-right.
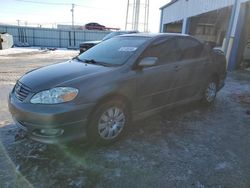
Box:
(138, 57), (158, 67)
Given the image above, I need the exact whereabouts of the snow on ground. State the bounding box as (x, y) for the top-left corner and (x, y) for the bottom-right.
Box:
(0, 47), (78, 85)
(0, 47), (40, 56)
(0, 47), (78, 56)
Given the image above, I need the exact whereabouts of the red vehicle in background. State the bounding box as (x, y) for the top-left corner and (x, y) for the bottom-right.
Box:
(85, 22), (120, 31)
(85, 22), (106, 30)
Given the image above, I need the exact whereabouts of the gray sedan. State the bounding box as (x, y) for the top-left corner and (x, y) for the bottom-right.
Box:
(9, 33), (227, 145)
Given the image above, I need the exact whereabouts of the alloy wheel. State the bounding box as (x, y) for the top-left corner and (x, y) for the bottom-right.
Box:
(205, 82), (217, 103)
(98, 107), (126, 140)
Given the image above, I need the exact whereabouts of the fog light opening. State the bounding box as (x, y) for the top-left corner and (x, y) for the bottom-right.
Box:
(36, 129), (64, 137)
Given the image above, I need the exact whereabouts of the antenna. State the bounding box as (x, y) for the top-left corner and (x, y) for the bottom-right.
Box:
(71, 4), (75, 29)
(125, 0), (149, 32)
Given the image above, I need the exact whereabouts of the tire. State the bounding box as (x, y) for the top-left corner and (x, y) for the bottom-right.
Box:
(87, 99), (130, 145)
(201, 78), (218, 105)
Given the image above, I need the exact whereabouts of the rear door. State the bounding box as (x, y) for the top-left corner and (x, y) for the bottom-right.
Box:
(174, 37), (210, 101)
(135, 37), (184, 112)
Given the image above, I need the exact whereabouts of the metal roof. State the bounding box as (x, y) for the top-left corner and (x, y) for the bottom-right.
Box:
(160, 0), (179, 10)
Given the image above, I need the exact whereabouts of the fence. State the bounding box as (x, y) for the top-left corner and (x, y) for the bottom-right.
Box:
(0, 25), (110, 48)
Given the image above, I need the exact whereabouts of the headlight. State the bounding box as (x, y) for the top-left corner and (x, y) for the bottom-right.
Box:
(30, 87), (78, 104)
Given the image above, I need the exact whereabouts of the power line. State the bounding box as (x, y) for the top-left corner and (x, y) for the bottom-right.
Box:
(15, 0), (71, 6)
(15, 0), (105, 9)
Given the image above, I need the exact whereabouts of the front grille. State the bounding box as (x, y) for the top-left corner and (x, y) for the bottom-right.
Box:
(14, 82), (31, 101)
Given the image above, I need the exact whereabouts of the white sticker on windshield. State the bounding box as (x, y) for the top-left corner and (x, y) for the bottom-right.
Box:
(119, 47), (137, 52)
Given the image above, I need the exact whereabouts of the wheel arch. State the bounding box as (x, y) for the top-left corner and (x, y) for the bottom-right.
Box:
(87, 92), (133, 123)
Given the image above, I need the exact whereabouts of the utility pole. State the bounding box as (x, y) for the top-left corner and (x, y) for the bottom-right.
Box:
(134, 0), (140, 31)
(125, 0), (149, 32)
(125, 0), (129, 30)
(17, 19), (20, 26)
(71, 4), (75, 29)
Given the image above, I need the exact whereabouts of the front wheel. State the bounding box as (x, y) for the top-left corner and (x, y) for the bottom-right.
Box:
(87, 100), (129, 145)
(201, 79), (218, 105)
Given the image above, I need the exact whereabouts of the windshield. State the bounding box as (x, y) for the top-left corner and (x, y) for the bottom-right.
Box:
(78, 36), (148, 66)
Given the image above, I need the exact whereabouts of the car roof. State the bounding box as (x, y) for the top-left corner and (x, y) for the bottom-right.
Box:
(116, 30), (138, 33)
(119, 32), (189, 39)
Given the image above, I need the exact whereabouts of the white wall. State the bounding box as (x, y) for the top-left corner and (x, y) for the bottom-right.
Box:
(161, 0), (249, 26)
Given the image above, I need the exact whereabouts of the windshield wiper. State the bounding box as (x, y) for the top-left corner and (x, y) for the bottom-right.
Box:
(82, 59), (113, 67)
(72, 56), (85, 63)
(83, 59), (98, 64)
(73, 57), (113, 67)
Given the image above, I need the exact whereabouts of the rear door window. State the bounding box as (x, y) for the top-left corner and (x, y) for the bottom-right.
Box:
(177, 37), (204, 60)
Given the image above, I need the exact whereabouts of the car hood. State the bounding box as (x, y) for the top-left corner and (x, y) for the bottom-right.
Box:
(19, 60), (112, 92)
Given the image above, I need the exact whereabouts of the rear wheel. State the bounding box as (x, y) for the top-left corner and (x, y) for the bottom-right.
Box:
(87, 99), (129, 145)
(201, 78), (218, 105)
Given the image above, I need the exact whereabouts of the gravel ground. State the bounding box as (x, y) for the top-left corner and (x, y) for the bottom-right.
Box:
(0, 48), (250, 188)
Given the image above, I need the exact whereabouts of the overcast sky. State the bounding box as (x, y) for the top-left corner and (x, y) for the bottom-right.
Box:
(0, 0), (169, 32)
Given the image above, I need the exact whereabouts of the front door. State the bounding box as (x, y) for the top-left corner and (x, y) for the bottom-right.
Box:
(135, 37), (183, 113)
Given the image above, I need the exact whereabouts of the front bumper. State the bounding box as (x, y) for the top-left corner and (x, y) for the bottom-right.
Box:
(8, 93), (94, 144)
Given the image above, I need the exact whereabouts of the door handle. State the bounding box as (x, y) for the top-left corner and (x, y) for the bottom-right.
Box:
(174, 65), (180, 71)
